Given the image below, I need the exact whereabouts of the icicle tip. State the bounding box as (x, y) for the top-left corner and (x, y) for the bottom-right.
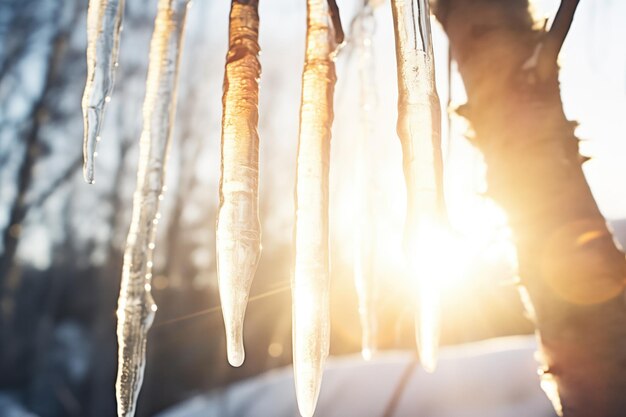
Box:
(83, 163), (95, 184)
(225, 326), (245, 367)
(227, 344), (245, 368)
(420, 354), (438, 374)
(294, 356), (324, 417)
(422, 362), (437, 374)
(361, 347), (373, 361)
(297, 397), (317, 417)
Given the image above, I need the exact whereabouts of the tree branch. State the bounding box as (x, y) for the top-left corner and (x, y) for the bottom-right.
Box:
(536, 0), (580, 81)
(28, 156), (82, 209)
(547, 0), (580, 55)
(327, 0), (345, 44)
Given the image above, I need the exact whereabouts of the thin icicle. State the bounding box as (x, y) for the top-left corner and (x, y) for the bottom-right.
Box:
(216, 0), (262, 368)
(293, 0), (342, 415)
(115, 1), (190, 416)
(390, 0), (445, 373)
(82, 0), (125, 184)
(352, 4), (378, 361)
(410, 220), (444, 373)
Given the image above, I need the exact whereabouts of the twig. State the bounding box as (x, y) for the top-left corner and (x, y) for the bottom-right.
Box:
(327, 0), (345, 44)
(381, 358), (418, 417)
(547, 0), (580, 55)
(28, 155), (82, 209)
(536, 0), (580, 80)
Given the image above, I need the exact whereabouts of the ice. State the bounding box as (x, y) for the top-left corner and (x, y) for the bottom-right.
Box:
(292, 0), (342, 415)
(390, 0), (445, 372)
(115, 1), (190, 416)
(82, 0), (125, 184)
(216, 0), (262, 368)
(351, 5), (378, 361)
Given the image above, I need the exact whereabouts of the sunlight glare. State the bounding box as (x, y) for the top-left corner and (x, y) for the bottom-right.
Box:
(406, 217), (457, 372)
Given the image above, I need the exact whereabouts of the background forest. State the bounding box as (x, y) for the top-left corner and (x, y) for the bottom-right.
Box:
(0, 0), (624, 416)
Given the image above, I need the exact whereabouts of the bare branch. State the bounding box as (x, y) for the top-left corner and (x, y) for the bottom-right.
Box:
(536, 0), (580, 80)
(548, 0), (580, 54)
(327, 0), (345, 44)
(28, 156), (82, 209)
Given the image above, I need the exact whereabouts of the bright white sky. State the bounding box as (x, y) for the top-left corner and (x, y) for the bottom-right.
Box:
(533, 0), (626, 219)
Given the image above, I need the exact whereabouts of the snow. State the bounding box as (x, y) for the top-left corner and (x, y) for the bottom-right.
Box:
(157, 336), (557, 417)
(0, 394), (38, 417)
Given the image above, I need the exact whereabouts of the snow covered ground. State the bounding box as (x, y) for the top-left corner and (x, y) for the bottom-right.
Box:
(158, 336), (557, 417)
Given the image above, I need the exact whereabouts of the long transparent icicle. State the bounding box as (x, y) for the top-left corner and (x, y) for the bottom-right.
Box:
(352, 4), (378, 361)
(115, 1), (190, 416)
(216, 0), (262, 368)
(82, 0), (125, 184)
(293, 1), (342, 416)
(390, 0), (444, 373)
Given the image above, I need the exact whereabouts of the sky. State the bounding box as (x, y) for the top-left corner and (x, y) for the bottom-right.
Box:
(534, 0), (626, 219)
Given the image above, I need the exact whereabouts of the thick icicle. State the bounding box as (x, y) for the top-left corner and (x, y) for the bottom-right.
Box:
(82, 0), (125, 184)
(390, 0), (445, 373)
(216, 0), (262, 368)
(115, 1), (189, 416)
(293, 0), (342, 416)
(352, 4), (378, 361)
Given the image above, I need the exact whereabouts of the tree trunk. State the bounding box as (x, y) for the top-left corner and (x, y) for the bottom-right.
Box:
(434, 1), (626, 416)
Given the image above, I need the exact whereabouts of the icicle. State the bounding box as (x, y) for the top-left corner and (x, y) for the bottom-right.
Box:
(115, 1), (190, 416)
(409, 220), (444, 373)
(82, 0), (125, 184)
(216, 0), (262, 368)
(352, 4), (378, 361)
(293, 0), (342, 415)
(390, 0), (445, 373)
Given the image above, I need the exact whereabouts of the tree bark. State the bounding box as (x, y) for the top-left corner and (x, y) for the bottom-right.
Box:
(434, 1), (626, 416)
